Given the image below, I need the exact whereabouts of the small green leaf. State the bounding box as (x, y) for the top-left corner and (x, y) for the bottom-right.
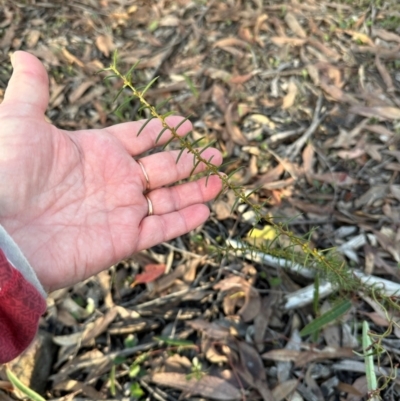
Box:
(126, 60), (141, 82)
(176, 147), (188, 164)
(199, 140), (217, 155)
(155, 97), (173, 111)
(230, 196), (240, 214)
(130, 382), (145, 399)
(6, 368), (46, 401)
(129, 364), (141, 378)
(183, 73), (199, 98)
(141, 76), (159, 96)
(137, 117), (155, 137)
(190, 136), (206, 148)
(153, 336), (195, 347)
(115, 96), (135, 113)
(103, 74), (118, 81)
(173, 115), (192, 131)
(162, 136), (175, 150)
(156, 126), (169, 143)
(161, 111), (175, 119)
(300, 299), (352, 336)
(189, 160), (202, 177)
(113, 86), (126, 103)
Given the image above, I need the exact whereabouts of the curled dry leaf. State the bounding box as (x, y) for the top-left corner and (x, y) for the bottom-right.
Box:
(151, 372), (241, 401)
(214, 276), (261, 322)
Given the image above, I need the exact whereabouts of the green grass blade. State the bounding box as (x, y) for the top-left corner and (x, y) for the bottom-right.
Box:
(363, 321), (378, 397)
(300, 299), (352, 336)
(6, 368), (46, 401)
(153, 336), (195, 346)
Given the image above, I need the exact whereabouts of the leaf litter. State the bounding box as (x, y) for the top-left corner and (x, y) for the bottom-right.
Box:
(1, 0), (400, 400)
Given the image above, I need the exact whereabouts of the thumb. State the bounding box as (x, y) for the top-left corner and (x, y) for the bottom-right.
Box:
(2, 51), (49, 115)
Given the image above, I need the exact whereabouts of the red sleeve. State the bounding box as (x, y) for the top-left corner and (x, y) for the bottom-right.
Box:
(0, 248), (47, 363)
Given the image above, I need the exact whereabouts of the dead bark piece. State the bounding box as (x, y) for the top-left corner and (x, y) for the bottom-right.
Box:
(151, 372), (241, 401)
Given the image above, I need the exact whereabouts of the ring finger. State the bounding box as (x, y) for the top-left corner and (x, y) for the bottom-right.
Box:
(136, 147), (222, 191)
(145, 175), (223, 216)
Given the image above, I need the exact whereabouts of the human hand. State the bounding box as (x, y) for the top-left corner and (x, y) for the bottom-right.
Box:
(0, 51), (222, 292)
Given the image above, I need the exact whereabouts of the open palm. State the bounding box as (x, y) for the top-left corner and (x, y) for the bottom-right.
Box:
(0, 51), (222, 291)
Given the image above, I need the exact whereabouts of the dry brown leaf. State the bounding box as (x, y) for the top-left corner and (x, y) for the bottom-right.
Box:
(82, 307), (119, 345)
(25, 30), (41, 48)
(68, 81), (94, 104)
(308, 38), (341, 61)
(230, 71), (256, 85)
(302, 143), (314, 175)
(255, 163), (285, 186)
(282, 79), (298, 109)
(224, 102), (247, 146)
(319, 81), (358, 104)
(350, 106), (400, 120)
(272, 379), (298, 401)
(187, 319), (231, 341)
(345, 376), (368, 401)
(212, 84), (229, 113)
(345, 30), (374, 46)
(254, 294), (279, 352)
(262, 349), (301, 362)
(337, 147), (365, 160)
(391, 185), (400, 202)
(271, 36), (306, 46)
(231, 340), (275, 401)
(284, 12), (307, 38)
(151, 372), (241, 401)
(375, 56), (395, 92)
(214, 276), (261, 322)
(213, 37), (250, 49)
(365, 124), (394, 140)
(61, 48), (84, 67)
(373, 28), (400, 44)
(95, 34), (114, 57)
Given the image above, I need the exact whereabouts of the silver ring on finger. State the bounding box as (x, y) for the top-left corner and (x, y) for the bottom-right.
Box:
(137, 160), (150, 192)
(145, 194), (154, 216)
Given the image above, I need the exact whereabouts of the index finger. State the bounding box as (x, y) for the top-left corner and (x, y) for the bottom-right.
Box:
(105, 116), (192, 156)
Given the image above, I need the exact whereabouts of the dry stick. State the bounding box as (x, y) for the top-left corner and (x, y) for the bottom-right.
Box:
(227, 239), (400, 310)
(139, 379), (177, 401)
(286, 94), (325, 161)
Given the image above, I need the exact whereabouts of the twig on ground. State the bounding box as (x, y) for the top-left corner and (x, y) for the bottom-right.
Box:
(286, 94), (325, 160)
